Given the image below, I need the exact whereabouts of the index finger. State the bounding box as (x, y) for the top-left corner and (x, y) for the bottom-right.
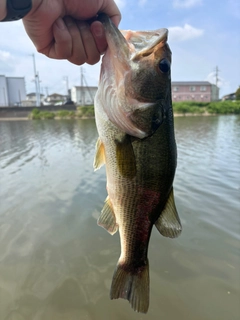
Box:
(99, 0), (121, 27)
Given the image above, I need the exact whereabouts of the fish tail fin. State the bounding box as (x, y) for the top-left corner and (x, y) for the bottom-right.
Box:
(110, 260), (149, 313)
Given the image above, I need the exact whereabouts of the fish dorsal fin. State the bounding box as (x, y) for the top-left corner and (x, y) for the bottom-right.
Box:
(93, 138), (105, 171)
(98, 196), (118, 235)
(155, 188), (182, 238)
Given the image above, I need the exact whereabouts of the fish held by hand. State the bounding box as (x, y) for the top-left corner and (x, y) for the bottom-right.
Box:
(94, 13), (182, 314)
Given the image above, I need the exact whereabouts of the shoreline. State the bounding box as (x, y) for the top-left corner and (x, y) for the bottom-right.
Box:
(0, 113), (218, 121)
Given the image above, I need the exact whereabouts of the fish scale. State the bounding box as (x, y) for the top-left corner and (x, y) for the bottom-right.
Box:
(94, 13), (182, 313)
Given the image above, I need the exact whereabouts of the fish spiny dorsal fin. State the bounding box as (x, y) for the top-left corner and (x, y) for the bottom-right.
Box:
(110, 260), (149, 313)
(93, 138), (105, 171)
(155, 188), (182, 238)
(98, 196), (118, 235)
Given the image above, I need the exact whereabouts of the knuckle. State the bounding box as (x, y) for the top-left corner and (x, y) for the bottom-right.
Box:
(87, 55), (100, 65)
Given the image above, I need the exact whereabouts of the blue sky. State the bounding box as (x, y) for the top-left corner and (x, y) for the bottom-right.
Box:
(0, 0), (239, 98)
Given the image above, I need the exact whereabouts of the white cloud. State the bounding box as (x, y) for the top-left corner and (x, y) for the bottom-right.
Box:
(0, 50), (15, 73)
(114, 0), (126, 9)
(173, 0), (202, 8)
(0, 50), (11, 61)
(205, 72), (229, 89)
(168, 24), (204, 41)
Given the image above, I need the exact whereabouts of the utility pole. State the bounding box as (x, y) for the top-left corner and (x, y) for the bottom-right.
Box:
(213, 66), (220, 100)
(63, 76), (69, 98)
(80, 67), (85, 106)
(30, 53), (41, 107)
(45, 87), (49, 97)
(214, 66), (219, 88)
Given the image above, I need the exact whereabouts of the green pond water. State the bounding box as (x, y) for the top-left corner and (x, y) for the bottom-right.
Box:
(0, 116), (239, 320)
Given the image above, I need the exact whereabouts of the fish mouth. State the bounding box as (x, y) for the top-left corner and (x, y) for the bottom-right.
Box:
(97, 13), (168, 61)
(97, 13), (130, 66)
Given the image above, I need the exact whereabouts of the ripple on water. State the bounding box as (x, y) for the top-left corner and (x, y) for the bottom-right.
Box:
(0, 117), (239, 320)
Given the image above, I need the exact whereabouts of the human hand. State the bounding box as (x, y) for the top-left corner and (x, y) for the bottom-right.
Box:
(22, 0), (121, 65)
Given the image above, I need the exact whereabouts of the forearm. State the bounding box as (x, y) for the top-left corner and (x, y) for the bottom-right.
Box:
(0, 0), (7, 20)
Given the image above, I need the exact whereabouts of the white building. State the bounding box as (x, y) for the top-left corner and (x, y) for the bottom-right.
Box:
(22, 92), (45, 106)
(71, 86), (97, 105)
(0, 75), (26, 106)
(0, 75), (8, 106)
(46, 93), (66, 104)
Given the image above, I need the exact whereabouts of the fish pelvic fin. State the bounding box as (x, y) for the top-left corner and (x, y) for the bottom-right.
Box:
(110, 260), (149, 313)
(155, 187), (182, 238)
(93, 138), (105, 171)
(97, 196), (118, 235)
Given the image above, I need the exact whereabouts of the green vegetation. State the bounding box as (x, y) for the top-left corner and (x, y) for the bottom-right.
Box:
(76, 105), (95, 118)
(30, 106), (95, 120)
(173, 101), (240, 115)
(56, 110), (75, 118)
(235, 87), (240, 100)
(30, 101), (240, 120)
(30, 108), (55, 119)
(207, 101), (240, 114)
(173, 102), (206, 114)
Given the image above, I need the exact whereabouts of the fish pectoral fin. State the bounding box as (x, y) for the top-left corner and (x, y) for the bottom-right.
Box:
(155, 188), (182, 238)
(97, 196), (118, 235)
(110, 260), (149, 313)
(115, 135), (136, 179)
(93, 137), (105, 171)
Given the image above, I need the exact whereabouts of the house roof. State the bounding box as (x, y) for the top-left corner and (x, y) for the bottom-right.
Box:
(48, 93), (65, 97)
(171, 81), (213, 86)
(27, 92), (44, 97)
(73, 86), (98, 89)
(222, 93), (236, 97)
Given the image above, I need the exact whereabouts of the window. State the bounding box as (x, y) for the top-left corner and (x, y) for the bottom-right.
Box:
(200, 86), (206, 91)
(189, 86), (196, 91)
(173, 87), (178, 91)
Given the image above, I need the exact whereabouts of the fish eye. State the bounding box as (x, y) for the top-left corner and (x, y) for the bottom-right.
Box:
(159, 59), (170, 73)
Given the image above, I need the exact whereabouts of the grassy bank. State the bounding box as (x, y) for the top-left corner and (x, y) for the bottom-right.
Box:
(29, 101), (240, 120)
(173, 101), (240, 115)
(29, 106), (95, 120)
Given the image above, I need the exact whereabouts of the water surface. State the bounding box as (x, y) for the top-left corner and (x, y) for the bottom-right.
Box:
(0, 116), (239, 320)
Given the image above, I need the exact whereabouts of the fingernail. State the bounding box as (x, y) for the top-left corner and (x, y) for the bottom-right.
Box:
(56, 18), (65, 30)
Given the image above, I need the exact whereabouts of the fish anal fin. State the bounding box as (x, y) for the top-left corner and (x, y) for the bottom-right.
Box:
(110, 260), (149, 313)
(93, 138), (105, 171)
(155, 188), (182, 238)
(97, 196), (118, 235)
(115, 135), (136, 179)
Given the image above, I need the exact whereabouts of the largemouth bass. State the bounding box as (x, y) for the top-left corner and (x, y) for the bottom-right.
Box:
(94, 13), (182, 313)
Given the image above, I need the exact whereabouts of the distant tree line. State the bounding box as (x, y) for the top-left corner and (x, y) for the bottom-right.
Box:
(236, 87), (240, 100)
